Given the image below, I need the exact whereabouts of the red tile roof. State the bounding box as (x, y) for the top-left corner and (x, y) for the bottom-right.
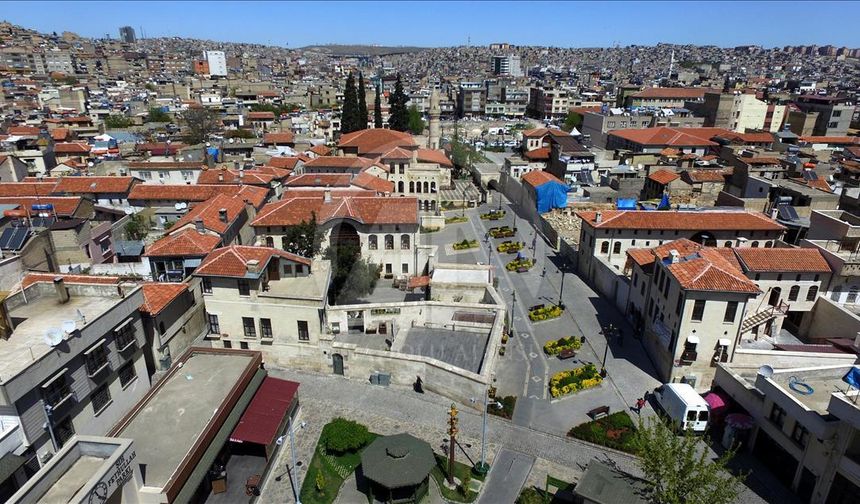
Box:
(50, 128), (70, 141)
(53, 176), (135, 194)
(285, 173), (353, 187)
(648, 169), (680, 185)
(21, 273), (120, 289)
(253, 195), (418, 227)
(309, 144), (332, 156)
(6, 126), (40, 136)
(140, 282), (189, 315)
(0, 182), (56, 197)
(195, 245), (311, 278)
(352, 172), (394, 193)
(128, 184), (268, 208)
(521, 170), (566, 188)
(577, 210), (785, 231)
(715, 131), (774, 144)
(53, 142), (91, 154)
(416, 148), (453, 167)
(248, 111), (275, 120)
(631, 87), (720, 99)
(800, 136), (860, 145)
(144, 228), (221, 257)
(609, 127), (725, 147)
(668, 248), (759, 294)
(267, 156), (302, 170)
(523, 147), (551, 161)
(196, 168), (275, 186)
(734, 248), (831, 273)
(303, 156), (374, 170)
(170, 193), (248, 235)
(0, 196), (83, 217)
(522, 127), (570, 138)
(338, 129), (415, 156)
(262, 132), (295, 144)
(627, 238), (702, 268)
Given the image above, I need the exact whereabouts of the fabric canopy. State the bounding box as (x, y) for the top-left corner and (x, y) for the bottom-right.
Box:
(230, 376), (299, 446)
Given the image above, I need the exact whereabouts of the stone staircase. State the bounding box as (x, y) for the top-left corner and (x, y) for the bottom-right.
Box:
(741, 301), (789, 334)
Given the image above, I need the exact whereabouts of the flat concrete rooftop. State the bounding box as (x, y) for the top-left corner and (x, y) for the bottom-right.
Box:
(262, 261), (330, 301)
(771, 368), (855, 414)
(394, 326), (490, 373)
(115, 352), (253, 489)
(38, 455), (104, 503)
(1, 293), (117, 381)
(432, 267), (490, 285)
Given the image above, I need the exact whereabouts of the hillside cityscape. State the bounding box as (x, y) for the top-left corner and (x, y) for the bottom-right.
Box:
(0, 7), (860, 504)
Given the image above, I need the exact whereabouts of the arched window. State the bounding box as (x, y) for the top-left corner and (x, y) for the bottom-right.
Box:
(416, 182), (422, 193)
(400, 234), (410, 250)
(751, 241), (759, 248)
(848, 286), (859, 304)
(806, 285), (818, 302)
(398, 181), (404, 192)
(384, 234), (394, 250)
(788, 285), (800, 301)
(724, 241), (733, 248)
(368, 235), (378, 250)
(765, 241), (773, 248)
(430, 200), (437, 211)
(600, 241), (609, 254)
(431, 182), (437, 193)
(423, 181), (429, 193)
(613, 242), (621, 254)
(409, 181), (415, 193)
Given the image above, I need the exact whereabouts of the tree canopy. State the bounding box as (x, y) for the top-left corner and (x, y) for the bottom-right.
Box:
(373, 84), (383, 128)
(357, 72), (368, 131)
(320, 418), (372, 454)
(340, 72), (360, 134)
(407, 104), (425, 135)
(564, 111), (583, 132)
(181, 108), (219, 145)
(323, 244), (379, 304)
(104, 114), (134, 129)
(387, 74), (409, 132)
(280, 214), (322, 258)
(632, 418), (745, 504)
(147, 107), (171, 123)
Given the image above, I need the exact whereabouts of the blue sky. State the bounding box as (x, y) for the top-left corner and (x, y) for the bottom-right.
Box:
(3, 1), (858, 48)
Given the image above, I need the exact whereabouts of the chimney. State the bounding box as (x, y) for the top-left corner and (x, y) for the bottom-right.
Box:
(217, 172), (224, 182)
(323, 188), (332, 204)
(244, 199), (256, 220)
(194, 217), (204, 232)
(669, 249), (680, 264)
(595, 211), (602, 224)
(53, 276), (70, 304)
(246, 259), (260, 274)
(234, 160), (240, 170)
(219, 208), (228, 223)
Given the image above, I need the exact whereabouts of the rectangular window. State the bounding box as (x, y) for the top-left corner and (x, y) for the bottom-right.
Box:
(115, 322), (136, 351)
(139, 171), (152, 180)
(283, 263), (293, 275)
(692, 300), (706, 322)
(402, 263), (409, 274)
(260, 318), (273, 339)
(118, 361), (137, 387)
(91, 383), (112, 414)
(676, 296), (682, 316)
(238, 279), (250, 296)
(202, 277), (212, 294)
(84, 342), (109, 377)
(43, 373), (72, 408)
(633, 274), (638, 287)
(385, 264), (393, 274)
(770, 403), (787, 428)
(207, 313), (220, 334)
(297, 320), (310, 341)
(242, 317), (256, 338)
(724, 301), (739, 323)
(791, 422), (809, 447)
(54, 416), (75, 448)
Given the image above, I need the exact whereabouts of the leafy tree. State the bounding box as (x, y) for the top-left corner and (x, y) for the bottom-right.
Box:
(632, 418), (745, 504)
(449, 122), (481, 178)
(181, 107), (219, 145)
(144, 82), (156, 92)
(387, 74), (409, 132)
(124, 214), (148, 240)
(315, 472), (326, 494)
(341, 72), (359, 134)
(357, 72), (368, 131)
(319, 418), (372, 454)
(104, 114), (134, 129)
(147, 107), (171, 123)
(564, 111), (583, 132)
(281, 214), (322, 258)
(224, 129), (255, 139)
(407, 105), (425, 135)
(373, 84), (383, 128)
(323, 244), (379, 304)
(62, 76), (78, 85)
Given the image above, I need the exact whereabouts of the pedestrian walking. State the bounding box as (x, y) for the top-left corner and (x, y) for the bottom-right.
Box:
(541, 265), (546, 277)
(635, 397), (646, 415)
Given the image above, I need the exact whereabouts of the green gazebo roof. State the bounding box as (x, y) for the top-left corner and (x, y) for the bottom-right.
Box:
(360, 433), (436, 489)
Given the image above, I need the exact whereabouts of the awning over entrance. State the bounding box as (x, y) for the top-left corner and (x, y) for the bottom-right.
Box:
(230, 377), (299, 447)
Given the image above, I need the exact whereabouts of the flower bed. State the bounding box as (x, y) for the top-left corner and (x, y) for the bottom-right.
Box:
(543, 336), (582, 355)
(480, 210), (506, 220)
(452, 239), (479, 250)
(568, 411), (637, 453)
(506, 258), (534, 272)
(528, 304), (563, 321)
(489, 226), (515, 238)
(497, 241), (524, 254)
(445, 216), (468, 224)
(549, 364), (602, 398)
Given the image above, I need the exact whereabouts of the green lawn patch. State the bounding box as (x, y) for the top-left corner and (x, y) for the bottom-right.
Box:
(298, 420), (379, 504)
(488, 395), (517, 420)
(429, 453), (486, 503)
(568, 411), (637, 453)
(452, 239), (479, 250)
(445, 216), (469, 224)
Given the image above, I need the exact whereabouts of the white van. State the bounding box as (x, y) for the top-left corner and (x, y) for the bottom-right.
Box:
(653, 383), (710, 433)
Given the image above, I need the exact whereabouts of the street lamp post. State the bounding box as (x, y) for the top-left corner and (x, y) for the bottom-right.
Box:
(510, 290), (516, 338)
(557, 260), (566, 309)
(476, 388), (490, 474)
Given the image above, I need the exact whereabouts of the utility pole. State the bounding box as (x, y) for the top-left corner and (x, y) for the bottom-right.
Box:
(557, 260), (566, 308)
(510, 290), (516, 337)
(476, 388), (490, 475)
(447, 403), (459, 484)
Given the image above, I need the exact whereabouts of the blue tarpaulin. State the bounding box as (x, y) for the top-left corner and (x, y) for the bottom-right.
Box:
(534, 180), (570, 214)
(843, 367), (860, 389)
(616, 198), (637, 210)
(206, 147), (221, 162)
(658, 193), (671, 210)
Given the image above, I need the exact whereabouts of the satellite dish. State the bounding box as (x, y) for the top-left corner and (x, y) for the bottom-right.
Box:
(44, 328), (64, 347)
(62, 320), (76, 334)
(758, 365), (774, 378)
(123, 207), (134, 215)
(174, 203), (183, 211)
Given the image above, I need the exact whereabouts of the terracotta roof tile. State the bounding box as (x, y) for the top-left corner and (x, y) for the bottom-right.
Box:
(734, 248), (831, 273)
(195, 245), (311, 278)
(128, 184), (268, 208)
(577, 210), (785, 231)
(523, 147), (551, 161)
(53, 142), (91, 154)
(800, 136), (860, 145)
(248, 111), (275, 120)
(196, 168), (275, 186)
(50, 128), (70, 141)
(267, 156), (302, 170)
(522, 127), (569, 138)
(53, 176), (134, 194)
(352, 172), (394, 193)
(416, 148), (453, 167)
(667, 248), (759, 293)
(169, 193), (248, 235)
(338, 129), (415, 156)
(21, 273), (120, 289)
(648, 169), (680, 185)
(143, 228), (220, 257)
(253, 195), (418, 227)
(303, 156), (373, 170)
(262, 132), (295, 144)
(0, 196), (83, 217)
(309, 145), (332, 156)
(285, 173), (353, 187)
(609, 127), (726, 147)
(521, 170), (566, 188)
(0, 182), (56, 197)
(140, 282), (188, 315)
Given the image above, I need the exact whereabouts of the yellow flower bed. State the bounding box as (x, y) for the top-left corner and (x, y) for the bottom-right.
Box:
(543, 336), (582, 355)
(549, 364), (602, 398)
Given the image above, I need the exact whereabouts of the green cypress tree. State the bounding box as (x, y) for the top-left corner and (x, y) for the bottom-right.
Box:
(374, 84), (383, 128)
(357, 72), (368, 131)
(341, 72), (357, 134)
(388, 74), (409, 132)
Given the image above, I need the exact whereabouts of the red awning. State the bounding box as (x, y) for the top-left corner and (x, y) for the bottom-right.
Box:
(230, 376), (299, 446)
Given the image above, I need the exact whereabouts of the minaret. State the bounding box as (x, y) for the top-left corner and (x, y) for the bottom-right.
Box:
(429, 87), (441, 150)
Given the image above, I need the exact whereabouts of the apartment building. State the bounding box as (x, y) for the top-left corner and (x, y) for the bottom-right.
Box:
(625, 87), (718, 108)
(126, 161), (207, 185)
(802, 210), (860, 306)
(700, 91), (787, 133)
(457, 81), (485, 118)
(0, 274), (149, 489)
(581, 108), (705, 148)
(492, 55), (523, 77)
(203, 50), (227, 77)
(715, 364), (860, 503)
(528, 87), (570, 119)
(789, 96), (855, 137)
(195, 246), (330, 353)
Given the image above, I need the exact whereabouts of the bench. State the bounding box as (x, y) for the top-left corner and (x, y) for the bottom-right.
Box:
(587, 405), (610, 419)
